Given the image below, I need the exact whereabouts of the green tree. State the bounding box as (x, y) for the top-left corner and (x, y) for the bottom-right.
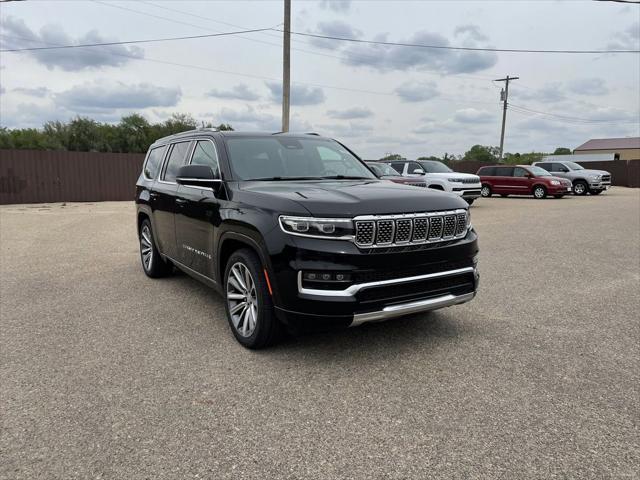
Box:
(379, 153), (404, 161)
(463, 145), (499, 163)
(553, 147), (571, 155)
(417, 155), (441, 161)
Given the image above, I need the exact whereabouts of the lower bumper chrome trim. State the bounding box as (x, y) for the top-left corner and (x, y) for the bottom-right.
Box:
(351, 291), (475, 327)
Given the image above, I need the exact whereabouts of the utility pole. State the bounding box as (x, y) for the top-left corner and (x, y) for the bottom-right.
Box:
(494, 75), (519, 160)
(281, 0), (291, 132)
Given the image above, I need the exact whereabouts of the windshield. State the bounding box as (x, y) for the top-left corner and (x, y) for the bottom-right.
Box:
(226, 136), (376, 181)
(417, 160), (453, 173)
(529, 166), (551, 176)
(564, 161), (584, 171)
(367, 162), (396, 176)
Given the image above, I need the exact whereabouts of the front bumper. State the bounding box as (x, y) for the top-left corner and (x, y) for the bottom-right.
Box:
(452, 185), (482, 199)
(266, 227), (479, 330)
(588, 181), (611, 190)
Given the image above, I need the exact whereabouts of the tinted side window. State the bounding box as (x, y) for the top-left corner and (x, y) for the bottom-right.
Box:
(143, 145), (167, 179)
(190, 140), (220, 177)
(514, 167), (528, 177)
(478, 166), (496, 176)
(537, 163), (550, 171)
(162, 142), (191, 183)
(390, 162), (404, 173)
(495, 166), (513, 176)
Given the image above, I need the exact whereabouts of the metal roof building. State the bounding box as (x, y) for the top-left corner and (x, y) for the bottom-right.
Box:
(574, 137), (640, 161)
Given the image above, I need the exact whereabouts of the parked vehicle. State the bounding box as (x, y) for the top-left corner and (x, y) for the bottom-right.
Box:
(477, 165), (573, 199)
(136, 130), (479, 348)
(365, 161), (427, 187)
(379, 159), (482, 205)
(532, 160), (611, 195)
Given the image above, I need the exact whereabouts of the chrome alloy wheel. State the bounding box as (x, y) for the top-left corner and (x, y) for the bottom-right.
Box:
(226, 262), (258, 337)
(140, 224), (153, 271)
(534, 186), (546, 199)
(573, 182), (586, 195)
(480, 185), (491, 197)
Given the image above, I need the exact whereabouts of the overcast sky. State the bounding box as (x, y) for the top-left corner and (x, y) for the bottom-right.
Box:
(0, 0), (638, 158)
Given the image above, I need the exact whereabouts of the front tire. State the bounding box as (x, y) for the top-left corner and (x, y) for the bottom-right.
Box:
(573, 180), (588, 196)
(533, 185), (547, 199)
(139, 219), (172, 278)
(480, 185), (492, 197)
(224, 249), (280, 349)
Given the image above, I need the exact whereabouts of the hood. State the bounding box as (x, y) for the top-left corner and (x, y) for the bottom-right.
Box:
(576, 169), (610, 176)
(239, 179), (467, 217)
(427, 172), (480, 180)
(381, 175), (425, 184)
(547, 176), (571, 184)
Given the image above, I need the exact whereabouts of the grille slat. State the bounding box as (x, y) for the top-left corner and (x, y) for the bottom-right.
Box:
(353, 210), (468, 248)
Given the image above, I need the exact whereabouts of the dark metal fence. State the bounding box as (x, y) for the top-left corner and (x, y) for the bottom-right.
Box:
(1, 150), (638, 205)
(0, 150), (145, 204)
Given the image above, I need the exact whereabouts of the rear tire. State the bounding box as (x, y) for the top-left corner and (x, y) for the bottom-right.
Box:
(533, 185), (547, 199)
(573, 180), (588, 196)
(224, 248), (281, 349)
(480, 185), (491, 197)
(139, 219), (172, 278)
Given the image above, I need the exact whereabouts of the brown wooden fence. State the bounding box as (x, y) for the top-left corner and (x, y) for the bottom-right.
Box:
(0, 150), (145, 204)
(1, 150), (638, 205)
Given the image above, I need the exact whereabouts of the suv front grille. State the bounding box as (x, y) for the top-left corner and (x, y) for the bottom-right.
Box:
(354, 209), (468, 248)
(461, 178), (479, 184)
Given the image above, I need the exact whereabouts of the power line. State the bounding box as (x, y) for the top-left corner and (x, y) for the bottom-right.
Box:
(276, 28), (640, 54)
(0, 28), (275, 52)
(509, 103), (640, 124)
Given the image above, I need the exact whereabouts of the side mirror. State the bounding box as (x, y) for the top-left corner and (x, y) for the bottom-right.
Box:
(176, 165), (221, 191)
(414, 168), (425, 175)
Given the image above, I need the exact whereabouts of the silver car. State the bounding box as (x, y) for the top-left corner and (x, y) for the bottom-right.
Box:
(533, 160), (611, 195)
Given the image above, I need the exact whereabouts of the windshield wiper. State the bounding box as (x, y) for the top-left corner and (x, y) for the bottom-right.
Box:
(319, 175), (373, 180)
(246, 176), (321, 181)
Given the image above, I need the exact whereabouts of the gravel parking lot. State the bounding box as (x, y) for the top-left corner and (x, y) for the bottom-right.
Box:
(1, 188), (639, 479)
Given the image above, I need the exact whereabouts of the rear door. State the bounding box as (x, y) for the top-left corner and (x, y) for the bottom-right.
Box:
(174, 138), (222, 279)
(154, 140), (193, 259)
(493, 166), (514, 194)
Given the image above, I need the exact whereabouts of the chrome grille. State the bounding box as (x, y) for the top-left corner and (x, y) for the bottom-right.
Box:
(461, 178), (479, 184)
(443, 215), (456, 238)
(602, 175), (611, 182)
(376, 220), (394, 244)
(395, 219), (412, 243)
(428, 216), (443, 239)
(353, 209), (468, 248)
(355, 221), (375, 246)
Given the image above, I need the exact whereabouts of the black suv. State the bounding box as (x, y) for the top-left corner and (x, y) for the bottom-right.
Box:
(136, 130), (479, 348)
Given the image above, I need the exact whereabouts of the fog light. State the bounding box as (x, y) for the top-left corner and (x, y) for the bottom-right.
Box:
(302, 271), (352, 282)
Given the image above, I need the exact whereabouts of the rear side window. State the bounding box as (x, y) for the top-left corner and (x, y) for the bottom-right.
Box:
(190, 140), (220, 177)
(390, 162), (404, 173)
(478, 166), (496, 176)
(537, 163), (550, 171)
(162, 142), (192, 183)
(143, 145), (166, 179)
(495, 166), (513, 176)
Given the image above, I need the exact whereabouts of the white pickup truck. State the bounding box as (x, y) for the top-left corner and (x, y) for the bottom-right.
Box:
(380, 159), (482, 205)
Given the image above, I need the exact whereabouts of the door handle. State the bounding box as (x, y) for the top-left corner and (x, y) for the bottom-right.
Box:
(175, 198), (187, 206)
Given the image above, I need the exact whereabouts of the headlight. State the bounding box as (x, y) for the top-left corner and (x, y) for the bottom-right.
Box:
(466, 209), (471, 228)
(590, 174), (601, 180)
(279, 216), (354, 239)
(550, 180), (560, 185)
(447, 178), (462, 182)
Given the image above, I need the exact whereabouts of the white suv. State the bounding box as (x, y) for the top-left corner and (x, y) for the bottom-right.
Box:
(382, 160), (482, 205)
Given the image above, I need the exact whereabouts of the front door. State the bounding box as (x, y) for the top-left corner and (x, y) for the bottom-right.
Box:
(512, 167), (533, 194)
(175, 139), (222, 280)
(153, 140), (193, 259)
